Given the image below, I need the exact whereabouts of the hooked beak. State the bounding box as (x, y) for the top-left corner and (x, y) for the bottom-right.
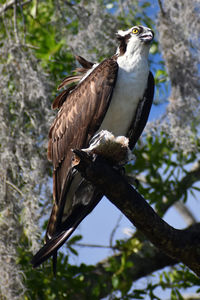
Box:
(139, 30), (154, 43)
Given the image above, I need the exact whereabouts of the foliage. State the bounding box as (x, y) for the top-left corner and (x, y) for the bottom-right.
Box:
(0, 0), (200, 299)
(130, 133), (200, 216)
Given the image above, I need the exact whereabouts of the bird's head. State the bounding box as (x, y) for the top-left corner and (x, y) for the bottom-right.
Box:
(116, 25), (154, 57)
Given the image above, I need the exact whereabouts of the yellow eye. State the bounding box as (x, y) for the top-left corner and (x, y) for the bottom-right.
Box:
(132, 28), (139, 34)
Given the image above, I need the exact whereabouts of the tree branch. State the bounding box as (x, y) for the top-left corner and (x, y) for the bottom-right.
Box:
(13, 0), (19, 44)
(74, 150), (200, 277)
(84, 241), (177, 299)
(157, 0), (165, 16)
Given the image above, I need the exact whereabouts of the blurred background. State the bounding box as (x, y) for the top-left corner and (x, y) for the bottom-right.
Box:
(0, 0), (200, 299)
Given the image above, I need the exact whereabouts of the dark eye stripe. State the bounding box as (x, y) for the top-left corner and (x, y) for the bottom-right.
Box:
(116, 33), (131, 56)
(138, 26), (144, 33)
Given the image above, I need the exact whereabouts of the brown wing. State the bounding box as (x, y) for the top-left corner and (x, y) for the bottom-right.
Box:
(127, 71), (154, 149)
(75, 55), (94, 70)
(31, 64), (153, 271)
(57, 55), (94, 90)
(47, 58), (118, 237)
(31, 58), (118, 269)
(52, 85), (77, 110)
(52, 55), (95, 109)
(57, 75), (82, 90)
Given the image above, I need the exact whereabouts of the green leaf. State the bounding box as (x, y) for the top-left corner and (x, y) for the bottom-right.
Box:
(67, 234), (82, 246)
(112, 275), (120, 289)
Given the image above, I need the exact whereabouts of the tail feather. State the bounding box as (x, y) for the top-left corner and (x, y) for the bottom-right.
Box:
(31, 175), (103, 271)
(53, 252), (57, 276)
(31, 227), (75, 268)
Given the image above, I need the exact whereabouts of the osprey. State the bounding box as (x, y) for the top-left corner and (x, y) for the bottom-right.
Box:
(32, 25), (154, 269)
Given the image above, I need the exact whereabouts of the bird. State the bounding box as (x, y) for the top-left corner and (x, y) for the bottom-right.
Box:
(31, 25), (154, 271)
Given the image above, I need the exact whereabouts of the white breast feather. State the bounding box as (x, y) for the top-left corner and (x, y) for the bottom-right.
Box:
(99, 50), (149, 136)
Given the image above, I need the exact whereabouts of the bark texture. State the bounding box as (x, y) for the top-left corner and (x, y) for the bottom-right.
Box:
(74, 150), (200, 277)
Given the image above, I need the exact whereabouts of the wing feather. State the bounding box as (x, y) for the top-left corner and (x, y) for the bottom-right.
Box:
(75, 55), (94, 69)
(52, 56), (95, 109)
(57, 75), (82, 90)
(127, 71), (154, 149)
(47, 58), (118, 238)
(52, 85), (77, 110)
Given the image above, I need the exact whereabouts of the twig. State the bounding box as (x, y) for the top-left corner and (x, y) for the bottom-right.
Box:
(6, 180), (24, 196)
(74, 243), (116, 250)
(2, 12), (11, 42)
(18, 0), (26, 43)
(56, 0), (66, 25)
(13, 0), (20, 44)
(18, 43), (39, 49)
(109, 214), (123, 249)
(9, 42), (39, 49)
(158, 0), (165, 16)
(0, 0), (32, 15)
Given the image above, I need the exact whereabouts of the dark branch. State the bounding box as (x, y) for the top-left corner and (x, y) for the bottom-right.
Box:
(74, 150), (200, 277)
(85, 242), (177, 299)
(157, 0), (165, 16)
